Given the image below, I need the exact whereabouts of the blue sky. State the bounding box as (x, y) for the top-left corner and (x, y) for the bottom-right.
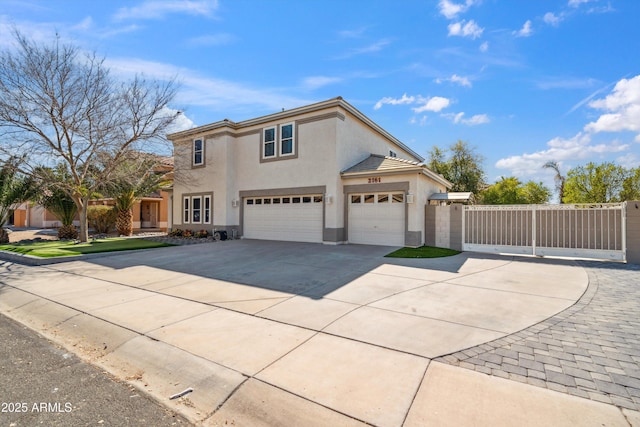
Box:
(2, 0), (639, 193)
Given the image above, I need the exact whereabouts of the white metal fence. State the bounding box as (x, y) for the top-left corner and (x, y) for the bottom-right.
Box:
(463, 203), (626, 261)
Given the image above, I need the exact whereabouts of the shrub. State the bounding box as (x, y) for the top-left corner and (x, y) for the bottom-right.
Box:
(182, 229), (193, 238)
(168, 228), (183, 237)
(195, 229), (209, 238)
(87, 205), (117, 234)
(57, 224), (78, 240)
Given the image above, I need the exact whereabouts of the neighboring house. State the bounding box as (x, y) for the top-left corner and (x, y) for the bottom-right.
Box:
(88, 156), (174, 232)
(88, 190), (171, 232)
(9, 202), (80, 228)
(9, 157), (173, 232)
(167, 97), (452, 247)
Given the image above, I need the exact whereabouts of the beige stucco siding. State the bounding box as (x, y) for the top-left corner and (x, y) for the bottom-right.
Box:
(336, 111), (420, 172)
(233, 115), (341, 229)
(171, 137), (218, 226)
(168, 98), (446, 244)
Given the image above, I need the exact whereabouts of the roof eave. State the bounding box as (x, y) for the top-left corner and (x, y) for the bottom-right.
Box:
(341, 166), (425, 178)
(422, 169), (453, 188)
(166, 97), (425, 162)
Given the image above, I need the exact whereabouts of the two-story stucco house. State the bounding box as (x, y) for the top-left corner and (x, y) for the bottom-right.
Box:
(167, 97), (451, 247)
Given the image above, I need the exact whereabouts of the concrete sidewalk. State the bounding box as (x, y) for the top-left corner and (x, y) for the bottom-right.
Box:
(1, 240), (638, 426)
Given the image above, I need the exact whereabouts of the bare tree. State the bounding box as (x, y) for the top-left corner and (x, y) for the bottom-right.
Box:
(0, 31), (179, 241)
(543, 161), (565, 203)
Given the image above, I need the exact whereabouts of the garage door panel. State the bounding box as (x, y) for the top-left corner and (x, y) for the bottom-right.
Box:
(349, 192), (405, 246)
(244, 195), (323, 243)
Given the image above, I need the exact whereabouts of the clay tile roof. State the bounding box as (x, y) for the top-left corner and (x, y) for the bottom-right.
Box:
(341, 154), (423, 174)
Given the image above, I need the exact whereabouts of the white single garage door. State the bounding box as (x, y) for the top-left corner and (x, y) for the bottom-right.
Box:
(244, 194), (323, 243)
(348, 192), (405, 246)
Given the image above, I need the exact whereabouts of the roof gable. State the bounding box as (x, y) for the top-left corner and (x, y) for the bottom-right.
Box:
(341, 154), (423, 174)
(341, 154), (453, 188)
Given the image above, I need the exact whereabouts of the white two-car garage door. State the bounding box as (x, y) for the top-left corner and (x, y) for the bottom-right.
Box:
(244, 194), (323, 243)
(348, 192), (405, 246)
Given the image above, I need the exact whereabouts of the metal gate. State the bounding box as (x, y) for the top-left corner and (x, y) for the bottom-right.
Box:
(463, 203), (626, 261)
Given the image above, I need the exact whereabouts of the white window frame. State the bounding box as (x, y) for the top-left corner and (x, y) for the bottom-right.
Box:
(183, 197), (190, 224)
(193, 139), (204, 166)
(191, 196), (202, 224)
(280, 122), (295, 156)
(203, 195), (211, 224)
(263, 127), (276, 159)
(183, 194), (212, 225)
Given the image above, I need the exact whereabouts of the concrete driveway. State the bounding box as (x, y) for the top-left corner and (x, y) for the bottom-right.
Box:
(1, 240), (631, 426)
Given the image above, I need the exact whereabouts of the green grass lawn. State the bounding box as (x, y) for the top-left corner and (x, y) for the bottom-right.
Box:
(0, 238), (173, 258)
(385, 245), (460, 258)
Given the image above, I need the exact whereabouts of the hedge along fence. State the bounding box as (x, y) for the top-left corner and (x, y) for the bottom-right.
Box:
(87, 205), (117, 234)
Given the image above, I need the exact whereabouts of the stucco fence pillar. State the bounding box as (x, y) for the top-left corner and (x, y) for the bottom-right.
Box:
(626, 201), (640, 265)
(424, 204), (463, 251)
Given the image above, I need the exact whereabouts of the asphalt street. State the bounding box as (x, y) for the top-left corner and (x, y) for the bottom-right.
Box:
(0, 313), (191, 427)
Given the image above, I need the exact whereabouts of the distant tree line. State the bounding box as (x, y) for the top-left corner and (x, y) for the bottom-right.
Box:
(428, 141), (640, 205)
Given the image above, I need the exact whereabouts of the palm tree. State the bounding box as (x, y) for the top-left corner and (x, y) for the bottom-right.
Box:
(109, 157), (170, 236)
(0, 158), (36, 243)
(543, 161), (566, 203)
(39, 188), (79, 239)
(34, 165), (80, 239)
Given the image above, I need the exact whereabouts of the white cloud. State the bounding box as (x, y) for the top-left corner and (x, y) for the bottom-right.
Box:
(495, 132), (629, 176)
(187, 33), (235, 46)
(374, 94), (451, 114)
(162, 106), (196, 134)
(438, 0), (477, 19)
(104, 57), (312, 114)
(463, 113), (490, 125)
(584, 75), (640, 136)
(497, 75), (640, 180)
(113, 0), (218, 21)
(436, 74), (472, 87)
(537, 77), (597, 90)
(413, 96), (451, 113)
(73, 16), (94, 31)
(514, 20), (533, 37)
(374, 94), (416, 110)
(448, 20), (484, 39)
(409, 115), (429, 126)
(301, 76), (343, 90)
(99, 24), (142, 38)
(543, 12), (563, 26)
(444, 112), (490, 125)
(337, 27), (368, 38)
(334, 39), (392, 59)
(568, 0), (592, 7)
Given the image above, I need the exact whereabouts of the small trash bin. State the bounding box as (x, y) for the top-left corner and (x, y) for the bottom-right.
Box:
(213, 230), (227, 241)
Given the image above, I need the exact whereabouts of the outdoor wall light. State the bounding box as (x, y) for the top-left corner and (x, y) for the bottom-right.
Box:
(406, 192), (414, 204)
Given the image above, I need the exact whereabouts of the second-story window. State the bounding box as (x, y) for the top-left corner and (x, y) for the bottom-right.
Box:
(280, 123), (294, 156)
(263, 127), (276, 158)
(193, 139), (204, 166)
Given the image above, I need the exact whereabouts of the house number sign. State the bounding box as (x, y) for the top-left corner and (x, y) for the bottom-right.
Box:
(367, 177), (382, 183)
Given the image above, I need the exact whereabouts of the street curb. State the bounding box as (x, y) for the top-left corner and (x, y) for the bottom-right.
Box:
(0, 245), (176, 266)
(0, 287), (237, 425)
